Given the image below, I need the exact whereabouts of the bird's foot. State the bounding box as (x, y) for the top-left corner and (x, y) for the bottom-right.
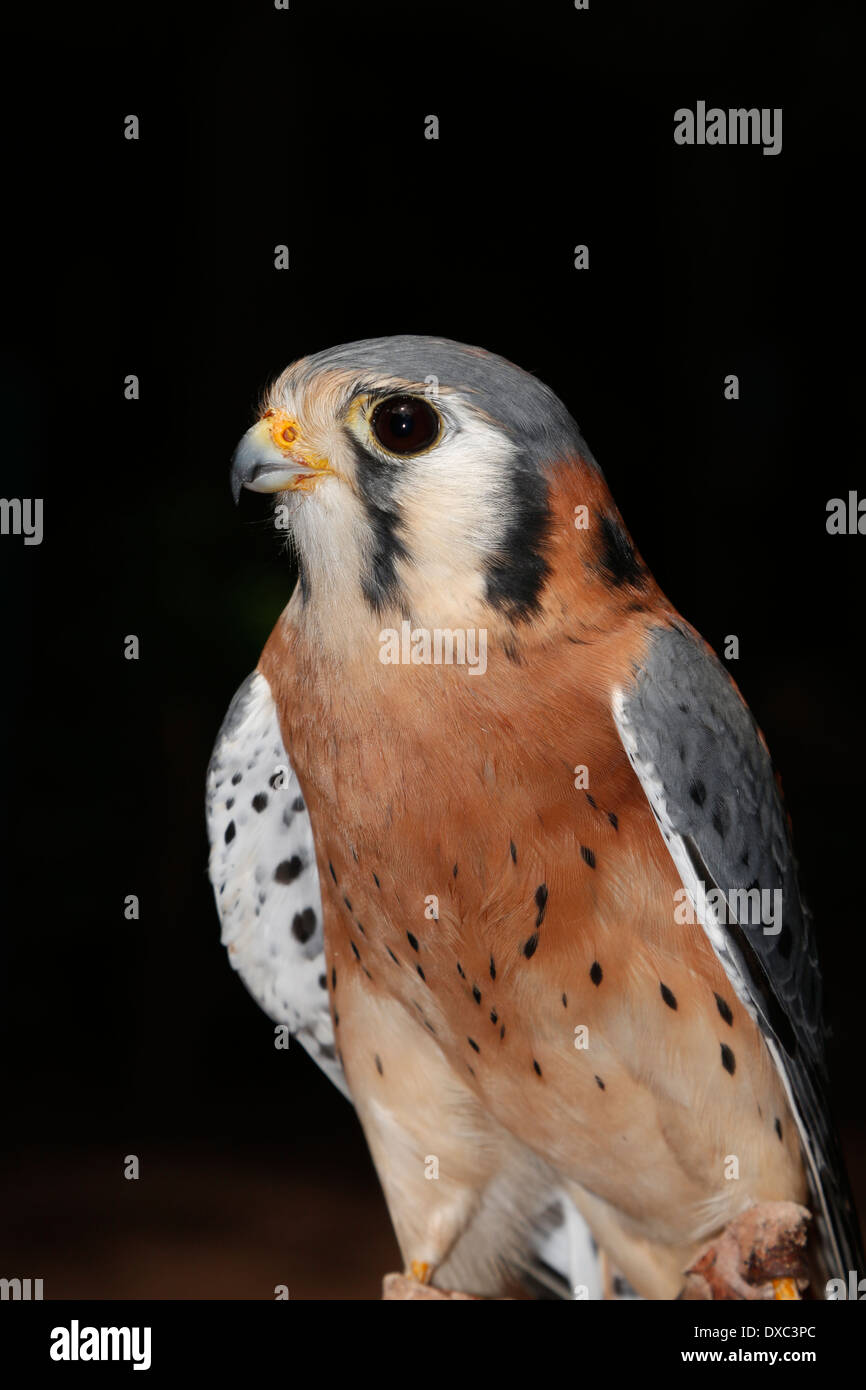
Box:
(681, 1200), (812, 1300)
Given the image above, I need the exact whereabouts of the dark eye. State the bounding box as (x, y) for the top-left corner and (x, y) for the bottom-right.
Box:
(370, 395), (440, 455)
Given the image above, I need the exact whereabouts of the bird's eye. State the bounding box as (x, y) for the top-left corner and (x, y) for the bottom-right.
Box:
(370, 396), (441, 456)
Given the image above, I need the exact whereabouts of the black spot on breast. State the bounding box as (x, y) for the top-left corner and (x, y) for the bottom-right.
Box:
(231, 772), (242, 786)
(318, 974), (326, 989)
(453, 863), (458, 879)
(225, 821), (236, 844)
(590, 961), (603, 986)
(490, 1009), (498, 1024)
(660, 982), (678, 1010)
(468, 1036), (480, 1053)
(291, 908), (317, 943)
(407, 932), (419, 952)
(775, 1117), (783, 1141)
(535, 883), (548, 926)
(375, 1054), (383, 1075)
(275, 857), (302, 883)
(714, 993), (733, 1026)
(595, 1075), (605, 1090)
(562, 992), (568, 1007)
(500, 1024), (506, 1039)
(489, 955), (496, 980)
(225, 797), (234, 810)
(533, 1059), (543, 1077)
(373, 872), (381, 888)
(292, 795), (305, 812)
(457, 962), (465, 978)
(472, 985), (482, 1004)
(510, 841), (517, 864)
(580, 846), (596, 869)
(689, 779), (707, 808)
(252, 792), (268, 813)
(329, 861), (338, 884)
(331, 967), (337, 989)
(523, 934), (539, 959)
(586, 793), (597, 809)
(608, 811), (618, 830)
(720, 1043), (736, 1074)
(417, 965), (426, 982)
(343, 896), (353, 911)
(386, 947), (399, 965)
(598, 513), (645, 588)
(351, 941), (361, 961)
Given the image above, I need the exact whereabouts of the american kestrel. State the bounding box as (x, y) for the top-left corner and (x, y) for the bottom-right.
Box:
(206, 336), (862, 1299)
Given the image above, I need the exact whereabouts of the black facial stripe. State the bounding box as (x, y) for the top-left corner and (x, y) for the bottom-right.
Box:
(597, 512), (646, 589)
(350, 439), (411, 614)
(484, 456), (551, 620)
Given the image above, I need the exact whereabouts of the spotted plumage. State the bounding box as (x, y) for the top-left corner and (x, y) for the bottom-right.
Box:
(208, 335), (862, 1300)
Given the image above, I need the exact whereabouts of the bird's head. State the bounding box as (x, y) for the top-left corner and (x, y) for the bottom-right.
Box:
(231, 336), (644, 654)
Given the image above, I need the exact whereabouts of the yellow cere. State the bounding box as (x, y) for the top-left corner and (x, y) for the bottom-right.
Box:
(262, 408), (331, 480)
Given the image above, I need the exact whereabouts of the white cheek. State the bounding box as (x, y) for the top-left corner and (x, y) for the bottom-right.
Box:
(397, 420), (517, 558)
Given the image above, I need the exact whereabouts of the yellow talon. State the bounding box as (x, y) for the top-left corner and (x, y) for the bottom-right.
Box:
(409, 1260), (432, 1284)
(772, 1277), (799, 1300)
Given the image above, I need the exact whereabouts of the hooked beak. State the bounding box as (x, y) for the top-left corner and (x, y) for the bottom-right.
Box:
(230, 411), (331, 504)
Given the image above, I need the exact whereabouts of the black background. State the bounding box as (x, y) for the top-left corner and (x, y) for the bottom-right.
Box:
(1, 0), (863, 1301)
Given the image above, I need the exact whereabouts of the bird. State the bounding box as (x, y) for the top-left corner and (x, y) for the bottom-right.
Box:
(206, 335), (862, 1299)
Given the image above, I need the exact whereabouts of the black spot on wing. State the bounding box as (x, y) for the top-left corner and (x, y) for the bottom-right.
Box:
(275, 857), (302, 883)
(291, 908), (316, 943)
